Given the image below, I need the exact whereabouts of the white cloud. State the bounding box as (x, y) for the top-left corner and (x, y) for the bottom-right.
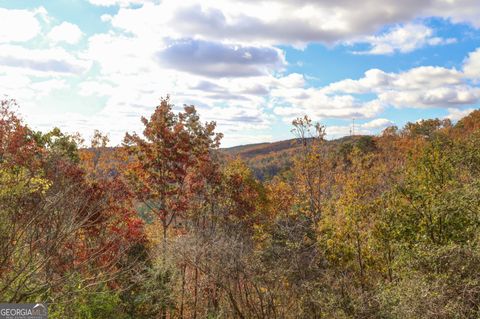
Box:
(324, 67), (465, 94)
(78, 81), (116, 97)
(88, 0), (151, 7)
(0, 74), (68, 109)
(379, 86), (479, 108)
(220, 133), (274, 147)
(361, 118), (394, 129)
(464, 48), (480, 80)
(272, 87), (384, 121)
(325, 118), (394, 138)
(100, 14), (113, 22)
(268, 50), (480, 126)
(105, 0), (480, 48)
(351, 23), (456, 55)
(428, 0), (480, 28)
(0, 73), (35, 100)
(322, 65), (479, 108)
(48, 22), (84, 45)
(30, 79), (69, 97)
(156, 39), (286, 77)
(85, 33), (162, 76)
(0, 44), (90, 75)
(445, 107), (476, 121)
(0, 8), (41, 43)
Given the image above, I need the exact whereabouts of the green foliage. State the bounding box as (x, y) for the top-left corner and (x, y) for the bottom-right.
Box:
(32, 127), (82, 163)
(402, 118), (452, 139)
(396, 138), (480, 245)
(48, 279), (125, 319)
(378, 242), (480, 319)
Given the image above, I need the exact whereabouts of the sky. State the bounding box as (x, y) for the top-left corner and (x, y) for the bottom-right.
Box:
(0, 0), (480, 147)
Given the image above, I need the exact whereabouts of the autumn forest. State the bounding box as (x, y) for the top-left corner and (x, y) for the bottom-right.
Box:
(1, 97), (480, 318)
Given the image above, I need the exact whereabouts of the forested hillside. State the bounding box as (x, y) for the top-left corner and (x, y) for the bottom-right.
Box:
(222, 135), (376, 180)
(2, 97), (480, 318)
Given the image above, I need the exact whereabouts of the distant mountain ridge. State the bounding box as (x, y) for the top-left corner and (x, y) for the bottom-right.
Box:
(221, 138), (304, 158)
(221, 135), (371, 180)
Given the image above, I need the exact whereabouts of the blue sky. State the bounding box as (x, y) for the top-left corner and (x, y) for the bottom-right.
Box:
(1, 0), (480, 146)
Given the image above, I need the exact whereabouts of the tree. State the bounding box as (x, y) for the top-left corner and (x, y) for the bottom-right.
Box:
(123, 97), (222, 245)
(0, 100), (144, 312)
(290, 115), (329, 223)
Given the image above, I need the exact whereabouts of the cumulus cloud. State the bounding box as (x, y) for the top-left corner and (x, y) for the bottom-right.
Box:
(0, 73), (35, 101)
(78, 81), (116, 97)
(324, 67), (465, 94)
(351, 23), (456, 55)
(268, 50), (480, 125)
(88, 0), (151, 7)
(325, 118), (394, 138)
(428, 0), (480, 28)
(100, 14), (113, 22)
(464, 48), (480, 80)
(322, 65), (479, 108)
(106, 0), (480, 47)
(156, 39), (285, 77)
(30, 79), (68, 96)
(48, 22), (84, 45)
(361, 118), (394, 129)
(379, 86), (479, 108)
(272, 85), (384, 120)
(0, 45), (90, 75)
(0, 7), (42, 43)
(445, 107), (476, 121)
(85, 33), (159, 76)
(0, 73), (68, 111)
